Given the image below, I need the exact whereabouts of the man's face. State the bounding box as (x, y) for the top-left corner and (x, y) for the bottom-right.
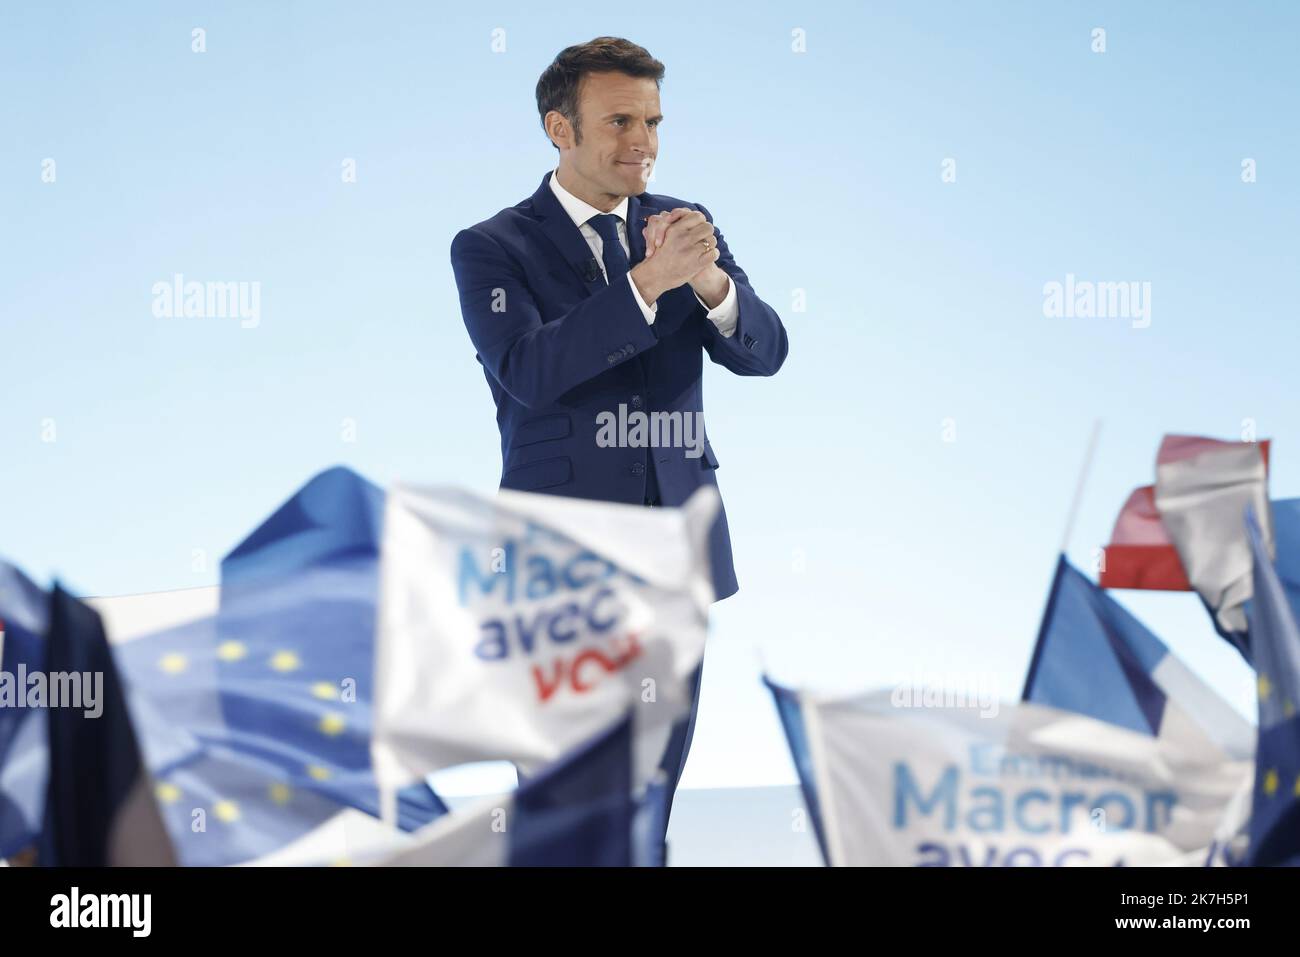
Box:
(551, 71), (660, 207)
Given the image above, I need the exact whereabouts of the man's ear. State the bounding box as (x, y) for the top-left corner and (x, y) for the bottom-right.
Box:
(545, 110), (570, 149)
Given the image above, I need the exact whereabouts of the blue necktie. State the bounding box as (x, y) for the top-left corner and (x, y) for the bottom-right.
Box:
(587, 213), (630, 285)
(588, 213), (659, 505)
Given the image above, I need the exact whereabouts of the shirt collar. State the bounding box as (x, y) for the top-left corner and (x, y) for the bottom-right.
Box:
(548, 167), (629, 229)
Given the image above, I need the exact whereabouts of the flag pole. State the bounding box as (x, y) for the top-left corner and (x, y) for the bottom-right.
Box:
(1060, 419), (1103, 554)
(1024, 420), (1104, 701)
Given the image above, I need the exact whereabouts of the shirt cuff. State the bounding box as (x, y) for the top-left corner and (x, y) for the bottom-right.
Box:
(627, 272), (658, 325)
(694, 274), (739, 338)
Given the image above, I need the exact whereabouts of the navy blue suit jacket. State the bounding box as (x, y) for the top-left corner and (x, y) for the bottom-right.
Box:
(450, 171), (788, 601)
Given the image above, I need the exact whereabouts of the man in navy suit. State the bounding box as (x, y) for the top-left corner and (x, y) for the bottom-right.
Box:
(450, 37), (788, 858)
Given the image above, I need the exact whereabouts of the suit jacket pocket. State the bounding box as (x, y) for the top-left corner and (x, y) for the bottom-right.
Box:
(511, 413), (573, 449)
(503, 455), (573, 491)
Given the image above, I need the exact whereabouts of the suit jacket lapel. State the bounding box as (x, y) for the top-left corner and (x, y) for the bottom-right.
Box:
(529, 171), (657, 296)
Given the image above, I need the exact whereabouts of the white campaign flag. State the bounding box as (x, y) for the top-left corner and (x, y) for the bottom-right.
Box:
(371, 484), (719, 811)
(782, 688), (1250, 867)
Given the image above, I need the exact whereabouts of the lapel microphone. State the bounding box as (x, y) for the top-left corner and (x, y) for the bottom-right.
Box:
(581, 258), (603, 283)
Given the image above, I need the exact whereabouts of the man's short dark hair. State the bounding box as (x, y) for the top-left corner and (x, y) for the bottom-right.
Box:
(536, 37), (665, 150)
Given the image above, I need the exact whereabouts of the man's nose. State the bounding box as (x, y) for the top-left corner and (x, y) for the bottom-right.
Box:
(630, 122), (654, 150)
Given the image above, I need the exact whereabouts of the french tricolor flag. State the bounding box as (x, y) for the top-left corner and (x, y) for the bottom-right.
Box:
(1100, 434), (1272, 656)
(1098, 484), (1193, 592)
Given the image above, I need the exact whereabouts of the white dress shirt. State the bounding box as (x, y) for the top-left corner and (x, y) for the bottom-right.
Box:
(547, 168), (739, 337)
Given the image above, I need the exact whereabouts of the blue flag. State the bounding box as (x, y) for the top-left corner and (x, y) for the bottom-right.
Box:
(0, 560), (49, 859)
(1024, 556), (1170, 735)
(37, 585), (175, 866)
(764, 676), (830, 865)
(1244, 507), (1300, 866)
(1264, 498), (1300, 615)
(1022, 556), (1253, 759)
(108, 466), (446, 865)
(372, 711), (669, 866)
(510, 711), (637, 866)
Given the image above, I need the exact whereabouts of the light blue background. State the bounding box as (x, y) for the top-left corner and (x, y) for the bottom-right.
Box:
(3, 2), (1295, 792)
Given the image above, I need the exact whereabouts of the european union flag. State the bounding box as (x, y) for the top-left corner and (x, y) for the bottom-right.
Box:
(112, 467), (446, 865)
(1244, 507), (1300, 866)
(1264, 498), (1300, 615)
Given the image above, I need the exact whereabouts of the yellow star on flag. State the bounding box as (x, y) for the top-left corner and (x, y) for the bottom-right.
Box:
(159, 653), (188, 675)
(155, 782), (181, 804)
(269, 650), (301, 672)
(1258, 673), (1273, 701)
(319, 713), (346, 736)
(1263, 769), (1279, 797)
